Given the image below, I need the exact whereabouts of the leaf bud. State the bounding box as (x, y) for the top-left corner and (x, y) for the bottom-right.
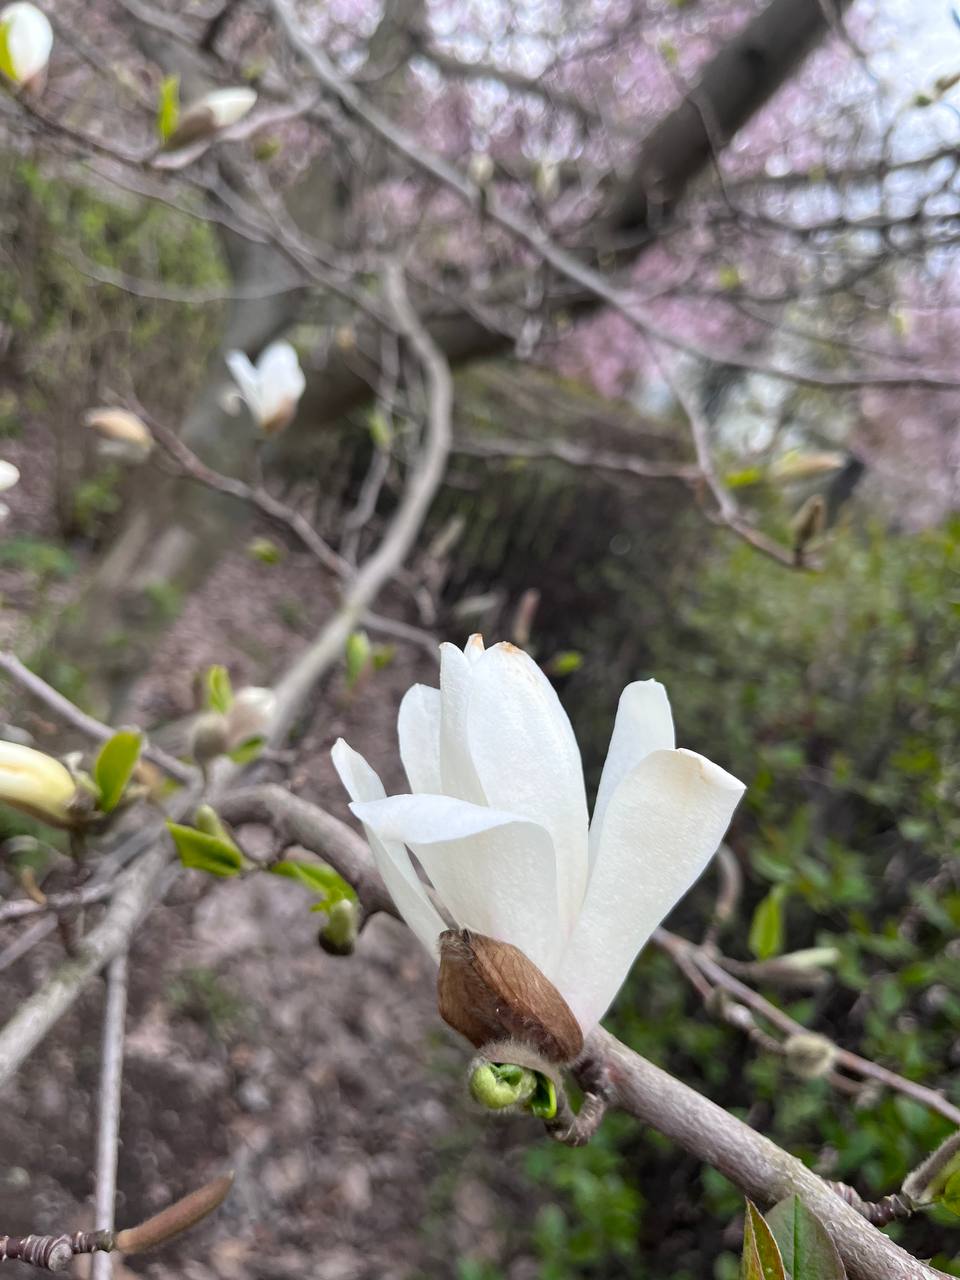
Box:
(783, 1031), (837, 1080)
(318, 898), (358, 956)
(188, 712), (230, 765)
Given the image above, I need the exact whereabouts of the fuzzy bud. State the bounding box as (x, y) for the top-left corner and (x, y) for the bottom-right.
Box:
(189, 712), (230, 765)
(438, 929), (583, 1064)
(783, 1031), (837, 1080)
(164, 87), (256, 150)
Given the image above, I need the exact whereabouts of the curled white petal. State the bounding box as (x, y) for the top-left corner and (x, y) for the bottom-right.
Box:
(1, 3), (52, 86)
(225, 350), (262, 422)
(350, 792), (562, 977)
(465, 642), (588, 938)
(555, 747), (745, 1033)
(589, 679), (674, 870)
(331, 739), (446, 957)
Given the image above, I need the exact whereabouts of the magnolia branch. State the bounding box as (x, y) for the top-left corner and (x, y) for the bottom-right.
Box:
(139, 410), (351, 579)
(91, 951), (129, 1280)
(212, 782), (949, 1280)
(267, 262), (454, 744)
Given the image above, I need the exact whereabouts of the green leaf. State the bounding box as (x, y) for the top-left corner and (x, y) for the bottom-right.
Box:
(749, 884), (787, 960)
(371, 644), (396, 671)
(741, 1201), (787, 1280)
(766, 1196), (845, 1280)
(156, 74), (181, 142)
(269, 858), (356, 906)
(246, 537), (283, 565)
(204, 664), (233, 714)
(717, 264), (743, 291)
(166, 822), (244, 877)
(940, 1168), (960, 1215)
(227, 735), (265, 765)
(93, 730), (142, 813)
(345, 630), (371, 689)
(725, 466), (764, 489)
(367, 408), (393, 450)
(547, 650), (584, 677)
(528, 1072), (558, 1121)
(0, 18), (14, 82)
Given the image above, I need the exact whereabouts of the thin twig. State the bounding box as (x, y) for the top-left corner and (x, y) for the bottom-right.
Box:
(656, 929), (960, 1129)
(0, 652), (193, 783)
(140, 411), (351, 579)
(0, 882), (113, 924)
(92, 951), (129, 1280)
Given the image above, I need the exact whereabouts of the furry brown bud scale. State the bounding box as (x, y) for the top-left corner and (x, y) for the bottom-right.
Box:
(438, 928), (583, 1063)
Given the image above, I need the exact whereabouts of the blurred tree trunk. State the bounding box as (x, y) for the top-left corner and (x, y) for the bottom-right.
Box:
(53, 0), (852, 715)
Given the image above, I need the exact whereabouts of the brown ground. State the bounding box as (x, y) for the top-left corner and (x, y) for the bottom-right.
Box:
(0, 476), (548, 1278)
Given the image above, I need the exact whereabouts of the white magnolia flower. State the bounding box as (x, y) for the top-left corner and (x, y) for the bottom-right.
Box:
(224, 341), (305, 435)
(0, 457), (19, 522)
(333, 636), (745, 1035)
(0, 3), (52, 89)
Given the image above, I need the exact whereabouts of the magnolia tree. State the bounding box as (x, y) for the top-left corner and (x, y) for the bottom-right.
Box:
(1, 1), (960, 1277)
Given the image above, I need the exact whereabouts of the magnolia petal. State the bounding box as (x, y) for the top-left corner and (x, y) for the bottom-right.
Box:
(350, 792), (562, 976)
(438, 642), (484, 803)
(0, 459), (19, 492)
(225, 350), (263, 424)
(465, 642), (588, 939)
(589, 680), (675, 869)
(256, 341), (305, 428)
(397, 683), (441, 794)
(555, 747), (745, 1032)
(1, 3), (52, 85)
(331, 739), (446, 956)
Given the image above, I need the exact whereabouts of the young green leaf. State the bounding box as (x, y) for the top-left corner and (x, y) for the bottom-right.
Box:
(93, 730), (142, 813)
(204, 664), (234, 715)
(167, 822), (244, 877)
(157, 74), (181, 142)
(227, 735), (265, 765)
(749, 884), (787, 960)
(741, 1201), (787, 1280)
(0, 20), (14, 82)
(939, 1168), (960, 1215)
(766, 1195), (845, 1280)
(345, 630), (371, 689)
(269, 857), (356, 906)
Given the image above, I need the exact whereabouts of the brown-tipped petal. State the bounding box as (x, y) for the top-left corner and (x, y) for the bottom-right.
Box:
(438, 929), (583, 1064)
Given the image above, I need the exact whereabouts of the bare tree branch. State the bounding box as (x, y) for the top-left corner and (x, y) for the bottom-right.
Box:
(91, 951), (129, 1280)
